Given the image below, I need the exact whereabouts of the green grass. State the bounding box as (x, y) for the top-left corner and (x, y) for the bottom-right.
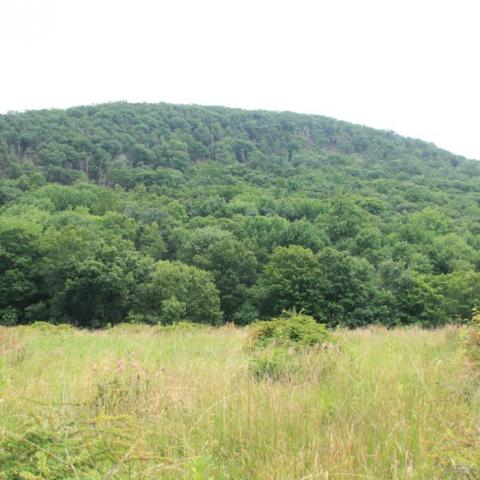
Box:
(0, 324), (478, 479)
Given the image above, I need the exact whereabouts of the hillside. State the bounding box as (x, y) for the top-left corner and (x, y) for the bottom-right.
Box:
(0, 102), (479, 327)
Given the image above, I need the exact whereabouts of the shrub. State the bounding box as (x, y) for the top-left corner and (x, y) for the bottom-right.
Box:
(0, 307), (18, 326)
(247, 311), (335, 381)
(247, 310), (332, 350)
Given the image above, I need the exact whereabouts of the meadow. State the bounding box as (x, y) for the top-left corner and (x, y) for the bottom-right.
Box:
(0, 323), (478, 479)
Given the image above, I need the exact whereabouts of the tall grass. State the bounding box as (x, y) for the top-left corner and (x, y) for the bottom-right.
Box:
(0, 324), (478, 479)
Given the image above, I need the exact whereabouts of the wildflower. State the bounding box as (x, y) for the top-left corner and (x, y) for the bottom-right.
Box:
(117, 359), (126, 372)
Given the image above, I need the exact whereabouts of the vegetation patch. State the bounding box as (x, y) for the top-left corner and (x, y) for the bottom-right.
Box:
(157, 321), (210, 332)
(0, 327), (28, 367)
(18, 321), (74, 334)
(0, 416), (160, 480)
(107, 322), (152, 334)
(465, 310), (480, 372)
(0, 324), (478, 478)
(92, 357), (153, 417)
(247, 311), (336, 381)
(247, 310), (333, 350)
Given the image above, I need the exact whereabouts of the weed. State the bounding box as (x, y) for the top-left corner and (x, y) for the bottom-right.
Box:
(92, 353), (152, 416)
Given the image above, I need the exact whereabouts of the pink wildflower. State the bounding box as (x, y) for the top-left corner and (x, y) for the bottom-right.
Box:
(117, 359), (126, 372)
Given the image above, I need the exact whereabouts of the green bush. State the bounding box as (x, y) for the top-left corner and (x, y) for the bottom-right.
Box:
(0, 307), (18, 326)
(247, 311), (334, 381)
(248, 310), (332, 350)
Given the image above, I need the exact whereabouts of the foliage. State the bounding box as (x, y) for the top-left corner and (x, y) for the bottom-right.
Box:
(248, 310), (332, 350)
(137, 261), (222, 325)
(0, 102), (480, 327)
(256, 246), (380, 326)
(0, 417), (152, 480)
(247, 311), (334, 381)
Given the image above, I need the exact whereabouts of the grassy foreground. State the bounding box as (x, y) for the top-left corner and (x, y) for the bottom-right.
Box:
(0, 324), (479, 479)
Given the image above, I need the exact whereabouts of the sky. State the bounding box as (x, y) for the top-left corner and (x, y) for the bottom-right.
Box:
(1, 0), (479, 159)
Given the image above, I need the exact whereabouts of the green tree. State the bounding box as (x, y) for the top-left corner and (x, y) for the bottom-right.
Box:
(191, 238), (258, 321)
(0, 217), (44, 324)
(257, 246), (321, 319)
(138, 261), (222, 324)
(315, 247), (379, 327)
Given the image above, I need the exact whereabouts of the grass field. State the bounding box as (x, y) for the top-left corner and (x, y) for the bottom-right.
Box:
(0, 324), (479, 479)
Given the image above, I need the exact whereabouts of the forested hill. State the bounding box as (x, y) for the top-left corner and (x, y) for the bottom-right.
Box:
(0, 102), (479, 328)
(0, 102), (476, 186)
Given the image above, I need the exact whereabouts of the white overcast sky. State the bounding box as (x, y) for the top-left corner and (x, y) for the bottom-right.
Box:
(1, 0), (479, 159)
